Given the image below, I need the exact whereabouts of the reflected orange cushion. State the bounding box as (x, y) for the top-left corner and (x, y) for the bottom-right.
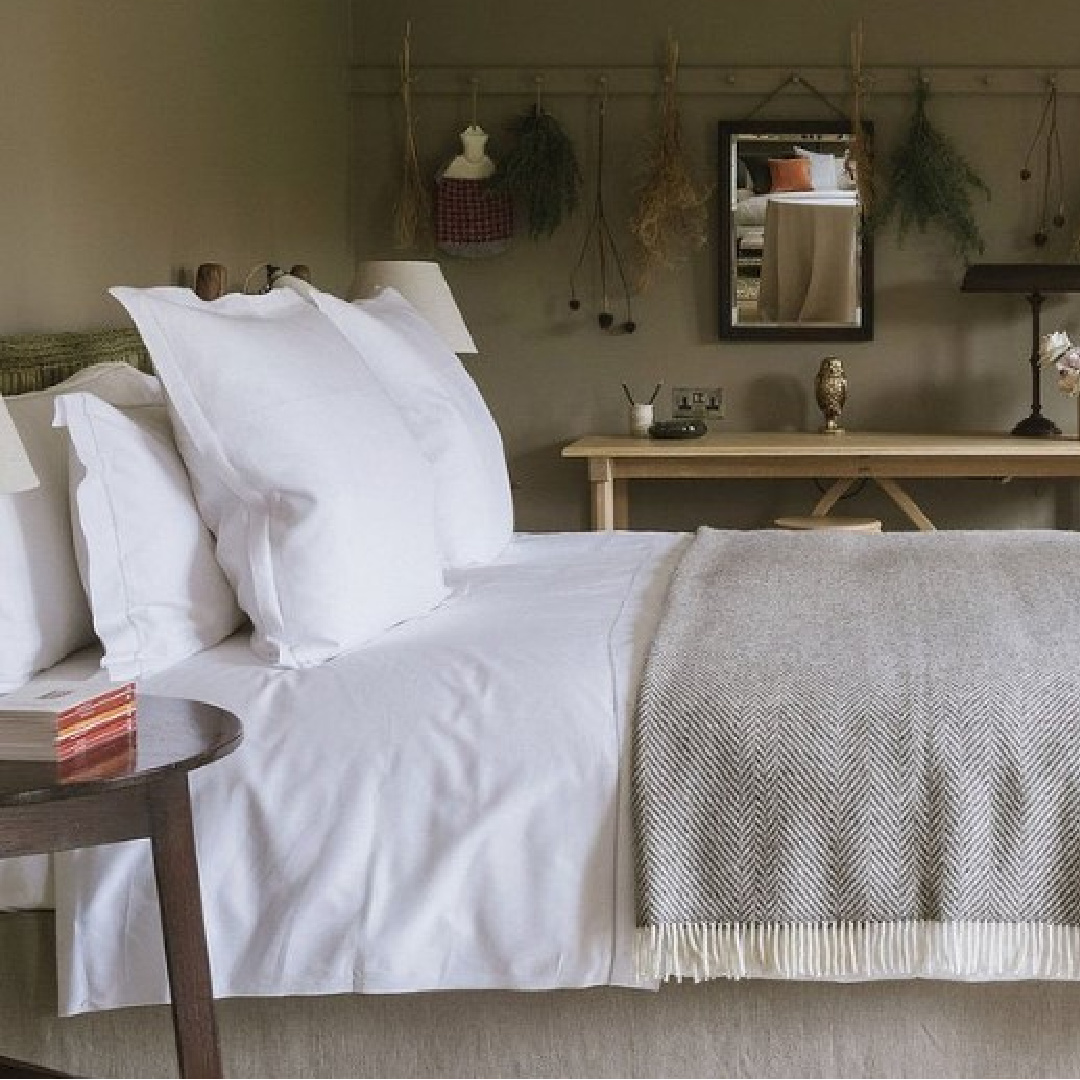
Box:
(768, 157), (813, 193)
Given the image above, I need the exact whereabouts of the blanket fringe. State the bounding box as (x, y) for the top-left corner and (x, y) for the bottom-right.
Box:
(637, 920), (1080, 982)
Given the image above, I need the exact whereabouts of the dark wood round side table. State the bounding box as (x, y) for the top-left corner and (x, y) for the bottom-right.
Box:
(0, 695), (242, 1080)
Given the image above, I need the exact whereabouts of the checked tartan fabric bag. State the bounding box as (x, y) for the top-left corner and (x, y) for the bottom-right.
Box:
(435, 175), (513, 258)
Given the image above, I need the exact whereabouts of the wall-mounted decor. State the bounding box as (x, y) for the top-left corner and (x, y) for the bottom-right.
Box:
(875, 77), (989, 261)
(1020, 79), (1067, 247)
(491, 78), (581, 239)
(569, 80), (636, 333)
(718, 120), (873, 342)
(393, 22), (431, 250)
(629, 36), (711, 289)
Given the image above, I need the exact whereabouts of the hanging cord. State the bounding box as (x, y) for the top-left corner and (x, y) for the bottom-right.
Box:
(1021, 78), (1066, 245)
(394, 21), (431, 249)
(469, 75), (479, 128)
(744, 72), (850, 121)
(568, 78), (636, 332)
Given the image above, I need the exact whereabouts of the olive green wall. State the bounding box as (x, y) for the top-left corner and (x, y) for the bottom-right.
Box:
(0, 0), (351, 332)
(350, 0), (1080, 531)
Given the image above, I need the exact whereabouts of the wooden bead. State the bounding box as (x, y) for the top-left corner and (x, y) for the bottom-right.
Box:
(194, 263), (226, 301)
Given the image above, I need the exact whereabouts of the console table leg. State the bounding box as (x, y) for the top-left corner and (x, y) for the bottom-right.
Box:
(875, 478), (936, 531)
(148, 775), (223, 1079)
(812, 478), (855, 516)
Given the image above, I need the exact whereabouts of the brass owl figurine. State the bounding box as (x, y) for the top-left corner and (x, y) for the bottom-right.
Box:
(815, 356), (847, 435)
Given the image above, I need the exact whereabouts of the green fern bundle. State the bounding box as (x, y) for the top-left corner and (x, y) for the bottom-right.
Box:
(492, 105), (582, 239)
(875, 79), (989, 260)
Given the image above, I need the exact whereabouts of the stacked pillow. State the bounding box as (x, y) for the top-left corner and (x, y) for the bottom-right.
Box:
(0, 363), (163, 691)
(3, 276), (513, 682)
(54, 391), (244, 680)
(109, 281), (514, 670)
(275, 275), (513, 568)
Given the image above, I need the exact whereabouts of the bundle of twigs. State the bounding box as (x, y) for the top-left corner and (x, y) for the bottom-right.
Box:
(393, 23), (431, 250)
(629, 35), (711, 288)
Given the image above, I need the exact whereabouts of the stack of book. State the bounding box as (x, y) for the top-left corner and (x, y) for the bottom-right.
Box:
(0, 676), (136, 771)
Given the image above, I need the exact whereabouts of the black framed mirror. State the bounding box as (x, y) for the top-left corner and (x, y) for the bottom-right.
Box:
(718, 120), (873, 341)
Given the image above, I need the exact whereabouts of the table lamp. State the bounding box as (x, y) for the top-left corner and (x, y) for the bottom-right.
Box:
(351, 260), (476, 354)
(0, 396), (37, 494)
(961, 262), (1080, 436)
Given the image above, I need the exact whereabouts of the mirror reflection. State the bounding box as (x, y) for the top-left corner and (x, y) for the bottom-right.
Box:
(718, 120), (873, 341)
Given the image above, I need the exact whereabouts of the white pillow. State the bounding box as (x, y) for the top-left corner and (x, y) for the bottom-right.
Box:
(54, 393), (244, 680)
(109, 285), (448, 668)
(0, 363), (162, 691)
(795, 146), (840, 191)
(283, 280), (513, 568)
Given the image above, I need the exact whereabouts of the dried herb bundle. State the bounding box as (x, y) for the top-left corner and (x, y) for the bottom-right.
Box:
(493, 104), (581, 239)
(630, 37), (712, 287)
(875, 78), (989, 260)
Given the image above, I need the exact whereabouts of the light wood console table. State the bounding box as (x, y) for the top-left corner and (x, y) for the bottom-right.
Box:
(561, 432), (1080, 531)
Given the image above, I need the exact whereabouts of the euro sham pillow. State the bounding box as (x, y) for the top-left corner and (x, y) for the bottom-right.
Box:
(0, 363), (162, 692)
(281, 279), (513, 568)
(54, 392), (244, 680)
(110, 285), (448, 668)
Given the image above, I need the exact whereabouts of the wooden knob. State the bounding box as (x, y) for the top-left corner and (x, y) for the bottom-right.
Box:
(289, 264), (312, 282)
(195, 263), (226, 301)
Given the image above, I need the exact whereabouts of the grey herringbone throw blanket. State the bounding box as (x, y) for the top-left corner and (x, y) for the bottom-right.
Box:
(634, 527), (1080, 981)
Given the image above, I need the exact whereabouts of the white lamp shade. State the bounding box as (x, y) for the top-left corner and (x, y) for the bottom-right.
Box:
(352, 261), (477, 354)
(0, 396), (37, 494)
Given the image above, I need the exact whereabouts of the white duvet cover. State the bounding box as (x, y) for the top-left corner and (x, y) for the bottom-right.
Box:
(55, 530), (686, 1014)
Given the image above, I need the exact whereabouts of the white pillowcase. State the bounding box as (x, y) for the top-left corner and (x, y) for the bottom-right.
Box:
(795, 146), (841, 191)
(110, 285), (448, 669)
(281, 279), (513, 568)
(0, 363), (162, 691)
(54, 392), (244, 680)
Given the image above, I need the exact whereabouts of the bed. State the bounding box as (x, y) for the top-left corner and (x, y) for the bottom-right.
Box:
(6, 293), (1080, 1078)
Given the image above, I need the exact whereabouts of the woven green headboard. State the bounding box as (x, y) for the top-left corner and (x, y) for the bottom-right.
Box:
(0, 328), (152, 396)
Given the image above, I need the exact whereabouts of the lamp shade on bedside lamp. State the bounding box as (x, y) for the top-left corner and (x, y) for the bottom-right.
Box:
(352, 260), (477, 354)
(0, 396), (37, 494)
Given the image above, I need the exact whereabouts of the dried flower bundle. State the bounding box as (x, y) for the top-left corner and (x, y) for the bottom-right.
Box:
(630, 37), (712, 288)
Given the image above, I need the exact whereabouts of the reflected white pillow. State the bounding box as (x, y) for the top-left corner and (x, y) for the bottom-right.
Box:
(54, 393), (244, 680)
(0, 363), (162, 691)
(795, 146), (841, 191)
(285, 281), (513, 568)
(110, 285), (447, 668)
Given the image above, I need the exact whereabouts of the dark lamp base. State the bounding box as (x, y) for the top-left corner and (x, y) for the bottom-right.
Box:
(1011, 412), (1062, 437)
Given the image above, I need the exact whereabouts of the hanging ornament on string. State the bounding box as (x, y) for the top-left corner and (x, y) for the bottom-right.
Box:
(1020, 77), (1066, 247)
(434, 77), (513, 258)
(568, 78), (636, 333)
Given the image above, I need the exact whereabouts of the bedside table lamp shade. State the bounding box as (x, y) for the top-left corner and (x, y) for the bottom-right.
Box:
(961, 263), (1080, 436)
(0, 396), (37, 494)
(352, 260), (477, 354)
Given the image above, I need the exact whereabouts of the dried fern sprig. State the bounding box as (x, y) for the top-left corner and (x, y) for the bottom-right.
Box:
(874, 78), (989, 261)
(393, 23), (431, 250)
(630, 36), (712, 289)
(492, 104), (581, 239)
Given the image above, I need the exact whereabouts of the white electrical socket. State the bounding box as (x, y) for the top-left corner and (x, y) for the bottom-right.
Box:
(673, 386), (724, 419)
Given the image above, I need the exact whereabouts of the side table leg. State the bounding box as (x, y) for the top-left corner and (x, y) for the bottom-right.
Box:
(148, 774), (223, 1079)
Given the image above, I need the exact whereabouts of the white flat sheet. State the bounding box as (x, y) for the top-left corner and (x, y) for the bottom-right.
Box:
(56, 530), (687, 1014)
